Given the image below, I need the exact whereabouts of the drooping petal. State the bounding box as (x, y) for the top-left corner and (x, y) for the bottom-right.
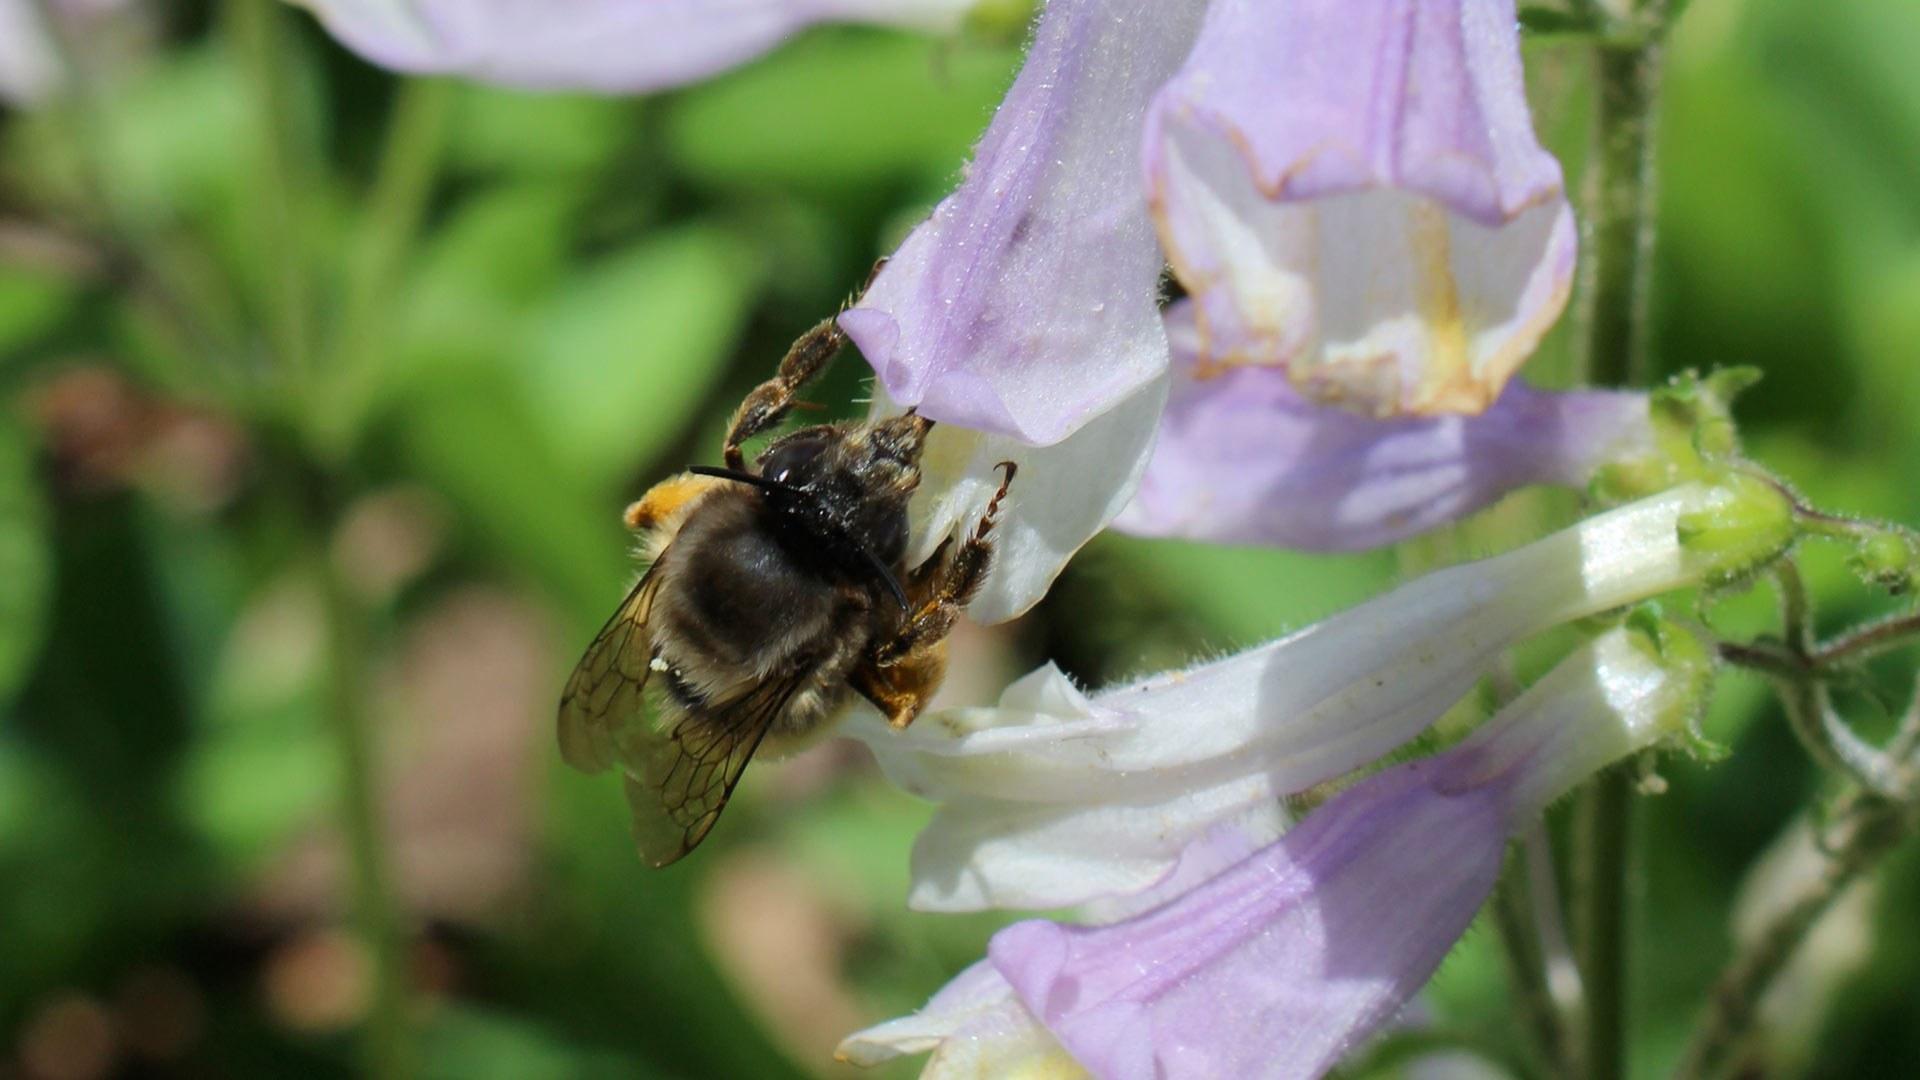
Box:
(849, 483), (1747, 910)
(988, 624), (1707, 1080)
(875, 372), (1169, 624)
(1142, 0), (1576, 417)
(841, 0), (1207, 445)
(291, 0), (977, 92)
(1115, 302), (1653, 550)
(838, 822), (1273, 1077)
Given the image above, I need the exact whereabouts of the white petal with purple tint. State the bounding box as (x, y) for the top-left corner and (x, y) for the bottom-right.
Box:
(1143, 0), (1576, 417)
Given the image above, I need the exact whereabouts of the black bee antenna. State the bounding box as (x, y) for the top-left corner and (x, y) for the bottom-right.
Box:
(686, 465), (794, 493)
(860, 547), (911, 613)
(688, 464), (910, 612)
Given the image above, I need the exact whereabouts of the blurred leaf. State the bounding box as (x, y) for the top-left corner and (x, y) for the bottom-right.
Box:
(423, 1004), (649, 1080)
(520, 224), (760, 490)
(667, 30), (1018, 193)
(396, 367), (629, 625)
(0, 266), (79, 361)
(0, 418), (50, 702)
(445, 86), (636, 178)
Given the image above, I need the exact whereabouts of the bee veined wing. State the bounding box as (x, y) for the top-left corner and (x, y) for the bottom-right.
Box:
(557, 565), (666, 775)
(622, 666), (810, 867)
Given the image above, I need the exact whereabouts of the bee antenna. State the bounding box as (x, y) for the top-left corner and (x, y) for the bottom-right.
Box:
(860, 546), (911, 613)
(687, 465), (795, 493)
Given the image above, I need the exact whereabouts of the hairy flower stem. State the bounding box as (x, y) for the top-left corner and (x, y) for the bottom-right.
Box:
(1671, 793), (1910, 1080)
(1571, 7), (1670, 1079)
(314, 537), (414, 1080)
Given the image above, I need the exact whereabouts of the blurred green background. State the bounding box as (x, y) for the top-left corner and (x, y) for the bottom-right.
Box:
(1, 0), (1918, 1077)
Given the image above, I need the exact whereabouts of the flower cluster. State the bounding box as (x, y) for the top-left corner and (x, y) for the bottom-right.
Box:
(288, 2), (1764, 1077)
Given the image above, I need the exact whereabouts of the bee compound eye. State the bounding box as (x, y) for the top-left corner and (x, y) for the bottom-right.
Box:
(760, 436), (828, 485)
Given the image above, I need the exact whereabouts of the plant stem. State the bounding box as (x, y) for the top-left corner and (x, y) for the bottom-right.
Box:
(1495, 852), (1572, 1076)
(1570, 6), (1670, 1076)
(228, 0), (316, 392)
(319, 77), (455, 458)
(1670, 794), (1909, 1080)
(315, 538), (413, 1079)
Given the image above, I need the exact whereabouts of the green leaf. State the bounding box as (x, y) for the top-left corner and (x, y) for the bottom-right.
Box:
(0, 418), (50, 703)
(518, 224), (761, 490)
(667, 30), (1020, 193)
(445, 85), (636, 178)
(0, 266), (79, 362)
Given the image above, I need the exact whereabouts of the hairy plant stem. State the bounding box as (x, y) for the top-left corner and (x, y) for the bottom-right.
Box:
(1571, 7), (1670, 1079)
(1670, 792), (1910, 1079)
(314, 537), (413, 1080)
(1494, 853), (1572, 1077)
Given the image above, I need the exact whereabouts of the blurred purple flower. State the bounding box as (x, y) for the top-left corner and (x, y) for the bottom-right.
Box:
(988, 624), (1704, 1080)
(1143, 0), (1577, 417)
(291, 0), (978, 91)
(1115, 302), (1652, 550)
(0, 0), (132, 104)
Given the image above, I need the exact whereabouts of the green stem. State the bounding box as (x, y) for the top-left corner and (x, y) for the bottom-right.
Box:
(228, 0), (316, 392)
(1571, 10), (1670, 1078)
(1494, 853), (1572, 1076)
(314, 538), (413, 1079)
(1670, 794), (1908, 1080)
(319, 77), (455, 459)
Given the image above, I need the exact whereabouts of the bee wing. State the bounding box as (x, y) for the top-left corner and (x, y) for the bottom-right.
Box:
(557, 565), (666, 775)
(622, 665), (812, 867)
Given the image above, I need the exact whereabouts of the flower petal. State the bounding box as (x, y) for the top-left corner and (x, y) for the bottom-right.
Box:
(837, 959), (1080, 1079)
(292, 0), (976, 92)
(1142, 0), (1575, 416)
(0, 0), (130, 104)
(871, 373), (1169, 624)
(988, 625), (1703, 1080)
(842, 0), (1207, 445)
(852, 485), (1728, 909)
(1115, 302), (1653, 550)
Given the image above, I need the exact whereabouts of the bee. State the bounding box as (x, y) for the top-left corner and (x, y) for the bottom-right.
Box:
(557, 298), (1017, 867)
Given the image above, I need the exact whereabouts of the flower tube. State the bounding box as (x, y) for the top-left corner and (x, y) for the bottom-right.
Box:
(848, 481), (1787, 910)
(1116, 302), (1654, 550)
(986, 622), (1710, 1080)
(1142, 0), (1577, 417)
(850, 621), (1710, 1079)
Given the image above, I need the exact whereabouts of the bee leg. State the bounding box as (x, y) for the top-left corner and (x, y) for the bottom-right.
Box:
(723, 315), (847, 470)
(722, 260), (892, 470)
(871, 462), (1017, 670)
(850, 643), (947, 730)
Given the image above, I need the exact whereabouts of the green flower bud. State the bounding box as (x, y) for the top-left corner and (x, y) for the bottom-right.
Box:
(1850, 530), (1920, 595)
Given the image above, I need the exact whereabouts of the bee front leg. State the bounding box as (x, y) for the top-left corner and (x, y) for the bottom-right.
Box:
(850, 645), (947, 730)
(721, 259), (890, 471)
(869, 462), (1017, 672)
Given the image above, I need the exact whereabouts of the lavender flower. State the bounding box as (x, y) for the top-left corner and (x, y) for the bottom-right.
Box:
(846, 622), (1711, 1078)
(290, 0), (978, 91)
(1142, 0), (1577, 417)
(0, 0), (131, 104)
(1115, 302), (1653, 550)
(846, 482), (1774, 911)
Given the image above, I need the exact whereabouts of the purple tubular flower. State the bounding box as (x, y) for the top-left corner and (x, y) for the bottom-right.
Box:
(1115, 303), (1654, 550)
(1142, 0), (1577, 417)
(841, 0), (1207, 444)
(986, 625), (1708, 1080)
(291, 0), (976, 92)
